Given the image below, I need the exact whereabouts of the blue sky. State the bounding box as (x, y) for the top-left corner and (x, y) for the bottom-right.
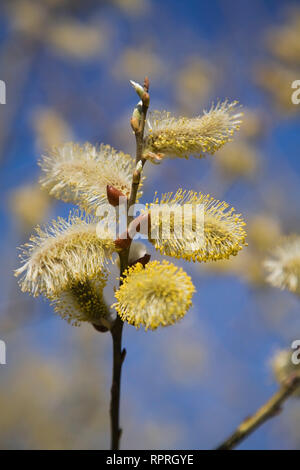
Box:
(1, 0), (300, 450)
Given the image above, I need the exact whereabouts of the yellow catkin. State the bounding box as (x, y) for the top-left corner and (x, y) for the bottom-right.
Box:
(113, 260), (195, 331)
(15, 212), (115, 297)
(147, 189), (247, 262)
(270, 349), (300, 396)
(143, 101), (242, 161)
(264, 236), (300, 295)
(51, 279), (110, 327)
(39, 142), (144, 213)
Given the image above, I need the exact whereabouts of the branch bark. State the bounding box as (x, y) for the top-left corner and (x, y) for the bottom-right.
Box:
(109, 77), (149, 450)
(110, 314), (126, 449)
(216, 374), (300, 450)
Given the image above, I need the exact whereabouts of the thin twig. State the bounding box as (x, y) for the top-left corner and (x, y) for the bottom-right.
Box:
(110, 314), (126, 449)
(216, 375), (300, 450)
(109, 77), (150, 450)
(128, 78), (149, 224)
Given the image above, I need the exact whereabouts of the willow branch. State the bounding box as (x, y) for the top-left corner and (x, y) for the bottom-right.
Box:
(216, 375), (300, 450)
(128, 77), (149, 223)
(110, 301), (126, 449)
(109, 77), (149, 450)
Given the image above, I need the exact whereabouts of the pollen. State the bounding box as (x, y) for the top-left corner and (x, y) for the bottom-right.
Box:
(15, 212), (115, 297)
(39, 142), (144, 213)
(112, 260), (195, 331)
(51, 279), (110, 327)
(147, 189), (247, 262)
(143, 101), (242, 161)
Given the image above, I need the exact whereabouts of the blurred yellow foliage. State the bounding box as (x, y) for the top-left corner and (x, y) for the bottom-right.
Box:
(214, 140), (259, 181)
(266, 10), (300, 66)
(47, 20), (105, 59)
(10, 183), (52, 231)
(254, 62), (300, 113)
(113, 47), (165, 81)
(32, 108), (72, 150)
(240, 109), (264, 140)
(176, 58), (216, 111)
(6, 0), (48, 38)
(247, 214), (281, 252)
(114, 0), (150, 16)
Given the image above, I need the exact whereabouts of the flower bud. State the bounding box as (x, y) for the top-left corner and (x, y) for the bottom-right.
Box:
(128, 241), (147, 264)
(130, 80), (144, 99)
(133, 160), (143, 183)
(93, 323), (109, 333)
(106, 185), (127, 207)
(130, 102), (143, 132)
(130, 80), (149, 106)
(143, 76), (150, 92)
(129, 253), (151, 268)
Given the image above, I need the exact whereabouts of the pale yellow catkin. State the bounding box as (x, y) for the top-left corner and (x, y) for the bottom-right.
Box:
(143, 101), (242, 161)
(15, 212), (115, 297)
(113, 260), (195, 330)
(52, 280), (110, 326)
(39, 142), (144, 213)
(264, 236), (300, 295)
(147, 189), (247, 262)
